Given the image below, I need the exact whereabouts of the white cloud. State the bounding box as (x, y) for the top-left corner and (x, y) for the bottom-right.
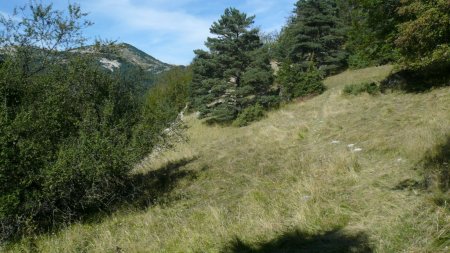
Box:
(242, 0), (278, 15)
(69, 0), (296, 64)
(84, 0), (211, 43)
(77, 0), (212, 64)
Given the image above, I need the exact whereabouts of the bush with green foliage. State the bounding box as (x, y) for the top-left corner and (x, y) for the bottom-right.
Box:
(343, 82), (380, 96)
(0, 3), (188, 241)
(395, 0), (450, 73)
(277, 62), (325, 100)
(133, 66), (191, 155)
(232, 104), (265, 127)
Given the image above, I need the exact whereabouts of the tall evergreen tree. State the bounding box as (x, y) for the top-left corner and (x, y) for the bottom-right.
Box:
(278, 0), (347, 74)
(344, 0), (402, 68)
(190, 8), (275, 123)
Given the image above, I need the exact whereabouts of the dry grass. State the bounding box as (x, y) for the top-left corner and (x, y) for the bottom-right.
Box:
(4, 65), (450, 252)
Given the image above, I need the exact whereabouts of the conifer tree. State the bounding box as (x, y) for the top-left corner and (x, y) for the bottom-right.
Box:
(190, 8), (275, 123)
(344, 0), (402, 68)
(278, 0), (347, 74)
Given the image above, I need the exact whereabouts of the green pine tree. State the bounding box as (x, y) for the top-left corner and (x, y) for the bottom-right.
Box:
(190, 8), (275, 124)
(278, 0), (347, 75)
(344, 0), (402, 68)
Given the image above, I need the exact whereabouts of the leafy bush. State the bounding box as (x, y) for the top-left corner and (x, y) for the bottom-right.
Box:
(0, 3), (189, 241)
(133, 66), (191, 156)
(277, 62), (325, 100)
(395, 0), (450, 73)
(232, 104), (265, 127)
(343, 82), (380, 96)
(347, 52), (376, 69)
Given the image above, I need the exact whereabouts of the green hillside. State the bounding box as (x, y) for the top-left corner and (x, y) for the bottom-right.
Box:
(5, 65), (449, 252)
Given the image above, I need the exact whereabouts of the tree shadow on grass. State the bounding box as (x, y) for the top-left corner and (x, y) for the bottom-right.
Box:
(13, 156), (200, 250)
(421, 136), (450, 210)
(124, 156), (200, 208)
(380, 69), (450, 93)
(80, 156), (200, 225)
(422, 135), (450, 191)
(392, 136), (449, 194)
(222, 229), (373, 253)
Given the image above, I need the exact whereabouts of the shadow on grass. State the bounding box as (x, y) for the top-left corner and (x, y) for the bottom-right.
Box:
(393, 179), (424, 191)
(86, 157), (198, 219)
(380, 69), (450, 93)
(10, 156), (200, 250)
(222, 229), (373, 253)
(124, 156), (199, 208)
(75, 156), (199, 227)
(422, 135), (450, 193)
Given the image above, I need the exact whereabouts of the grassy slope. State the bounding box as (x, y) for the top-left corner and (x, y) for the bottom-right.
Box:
(6, 66), (450, 252)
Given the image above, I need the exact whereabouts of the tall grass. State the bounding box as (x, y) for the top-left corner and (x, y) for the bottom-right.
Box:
(3, 65), (449, 252)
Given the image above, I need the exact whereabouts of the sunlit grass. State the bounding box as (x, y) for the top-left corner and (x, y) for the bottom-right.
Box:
(4, 65), (449, 252)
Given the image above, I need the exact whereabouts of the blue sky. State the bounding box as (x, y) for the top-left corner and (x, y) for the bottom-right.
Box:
(0, 0), (296, 65)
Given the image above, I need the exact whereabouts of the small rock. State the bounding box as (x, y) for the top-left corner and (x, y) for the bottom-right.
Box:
(352, 148), (363, 152)
(331, 140), (340, 144)
(302, 195), (312, 201)
(347, 144), (355, 148)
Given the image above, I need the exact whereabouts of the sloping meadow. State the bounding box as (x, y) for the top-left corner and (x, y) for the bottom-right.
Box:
(5, 66), (449, 252)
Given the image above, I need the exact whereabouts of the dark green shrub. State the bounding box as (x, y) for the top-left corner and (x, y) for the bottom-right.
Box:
(133, 66), (191, 156)
(232, 104), (265, 127)
(343, 82), (380, 96)
(205, 104), (238, 125)
(0, 3), (190, 241)
(277, 62), (325, 100)
(347, 53), (374, 69)
(395, 0), (450, 73)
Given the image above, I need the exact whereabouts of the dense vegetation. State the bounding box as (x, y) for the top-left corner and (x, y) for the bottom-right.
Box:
(344, 0), (450, 76)
(190, 0), (449, 125)
(6, 65), (449, 253)
(0, 3), (190, 241)
(0, 0), (448, 248)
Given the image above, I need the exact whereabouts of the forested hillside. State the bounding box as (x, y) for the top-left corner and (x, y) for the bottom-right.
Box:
(1, 0), (449, 252)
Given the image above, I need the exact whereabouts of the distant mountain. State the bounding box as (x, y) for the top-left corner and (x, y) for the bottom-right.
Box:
(114, 43), (173, 74)
(1, 43), (174, 88)
(80, 43), (173, 74)
(73, 43), (174, 88)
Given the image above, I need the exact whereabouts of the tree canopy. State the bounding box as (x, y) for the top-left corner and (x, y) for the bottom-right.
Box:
(277, 0), (348, 74)
(395, 0), (450, 72)
(190, 8), (276, 124)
